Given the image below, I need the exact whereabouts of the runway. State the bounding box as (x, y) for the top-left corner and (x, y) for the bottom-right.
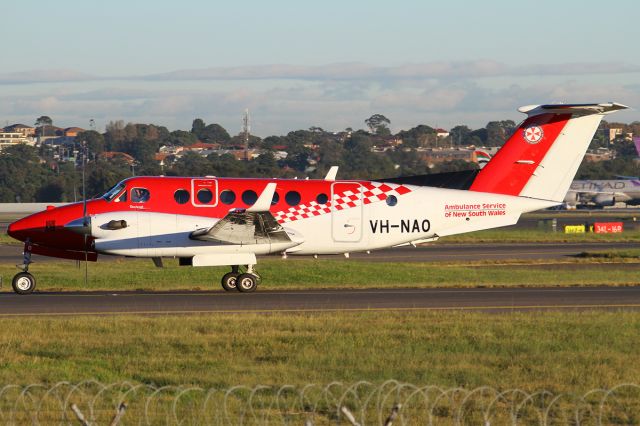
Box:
(347, 242), (640, 262)
(1, 287), (640, 316)
(0, 241), (637, 264)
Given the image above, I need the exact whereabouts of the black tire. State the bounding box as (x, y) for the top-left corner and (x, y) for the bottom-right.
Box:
(236, 273), (257, 293)
(12, 272), (36, 295)
(221, 272), (238, 291)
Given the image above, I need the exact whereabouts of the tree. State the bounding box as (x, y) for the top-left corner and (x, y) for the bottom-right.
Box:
(449, 125), (472, 146)
(168, 130), (197, 146)
(35, 181), (65, 202)
(35, 115), (53, 137)
(201, 123), (231, 143)
(365, 114), (391, 135)
(191, 118), (205, 137)
(397, 124), (435, 147)
(190, 119), (231, 143)
(486, 120), (516, 146)
(76, 130), (105, 157)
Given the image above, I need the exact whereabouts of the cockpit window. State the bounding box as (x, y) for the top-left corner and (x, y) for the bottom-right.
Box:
(102, 182), (126, 202)
(131, 187), (150, 203)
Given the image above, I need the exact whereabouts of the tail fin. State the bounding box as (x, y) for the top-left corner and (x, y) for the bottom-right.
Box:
(469, 102), (628, 202)
(474, 149), (492, 169)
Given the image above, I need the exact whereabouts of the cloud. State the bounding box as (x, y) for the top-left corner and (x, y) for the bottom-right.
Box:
(140, 61), (640, 82)
(1, 61), (639, 85)
(0, 69), (97, 84)
(0, 74), (638, 136)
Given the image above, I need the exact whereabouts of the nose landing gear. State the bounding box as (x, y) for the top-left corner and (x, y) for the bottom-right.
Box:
(220, 264), (260, 293)
(12, 241), (36, 295)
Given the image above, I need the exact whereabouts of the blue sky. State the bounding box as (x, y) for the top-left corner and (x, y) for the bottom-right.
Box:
(2, 0), (639, 135)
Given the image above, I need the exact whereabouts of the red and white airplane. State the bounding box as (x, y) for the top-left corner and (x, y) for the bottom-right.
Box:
(7, 102), (627, 294)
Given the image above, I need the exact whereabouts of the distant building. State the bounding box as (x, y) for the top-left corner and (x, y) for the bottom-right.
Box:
(0, 132), (36, 150)
(4, 124), (36, 137)
(435, 128), (450, 138)
(99, 151), (135, 165)
(585, 148), (613, 162)
(605, 128), (633, 142)
(182, 141), (221, 152)
(159, 145), (184, 155)
(212, 149), (260, 160)
(419, 148), (474, 166)
(154, 152), (175, 169)
(64, 127), (84, 138)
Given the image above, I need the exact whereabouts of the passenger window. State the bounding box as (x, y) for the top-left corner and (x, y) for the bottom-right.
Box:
(386, 195), (398, 206)
(174, 189), (189, 204)
(285, 191), (301, 206)
(220, 190), (236, 205)
(197, 188), (213, 204)
(271, 192), (280, 205)
(131, 187), (150, 203)
(316, 193), (328, 204)
(242, 190), (258, 206)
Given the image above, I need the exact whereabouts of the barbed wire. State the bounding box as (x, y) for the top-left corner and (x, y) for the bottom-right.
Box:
(0, 380), (638, 425)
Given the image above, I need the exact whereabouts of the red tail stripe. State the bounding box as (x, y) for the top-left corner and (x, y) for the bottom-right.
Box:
(469, 113), (571, 196)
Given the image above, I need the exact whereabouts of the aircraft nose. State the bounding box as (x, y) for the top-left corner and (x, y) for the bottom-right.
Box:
(7, 217), (30, 242)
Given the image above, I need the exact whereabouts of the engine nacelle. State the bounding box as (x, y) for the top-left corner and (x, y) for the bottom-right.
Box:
(594, 194), (616, 207)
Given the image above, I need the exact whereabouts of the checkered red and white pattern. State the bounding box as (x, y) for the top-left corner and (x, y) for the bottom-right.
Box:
(274, 182), (412, 223)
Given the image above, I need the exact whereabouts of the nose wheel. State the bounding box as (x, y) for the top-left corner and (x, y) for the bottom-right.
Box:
(12, 240), (36, 294)
(12, 272), (36, 295)
(220, 265), (260, 293)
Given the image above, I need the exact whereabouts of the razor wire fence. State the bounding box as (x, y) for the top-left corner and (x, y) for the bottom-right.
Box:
(0, 380), (639, 425)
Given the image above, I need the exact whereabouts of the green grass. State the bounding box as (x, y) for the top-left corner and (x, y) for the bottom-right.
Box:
(0, 310), (638, 392)
(577, 249), (640, 259)
(1, 257), (639, 292)
(443, 227), (640, 243)
(0, 233), (18, 245)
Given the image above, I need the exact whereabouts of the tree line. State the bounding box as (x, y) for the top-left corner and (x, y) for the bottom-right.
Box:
(1, 115), (638, 202)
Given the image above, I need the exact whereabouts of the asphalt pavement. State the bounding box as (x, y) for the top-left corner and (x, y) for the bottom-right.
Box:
(1, 286), (639, 316)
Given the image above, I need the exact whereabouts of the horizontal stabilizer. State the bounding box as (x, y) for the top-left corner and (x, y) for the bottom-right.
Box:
(518, 102), (629, 115)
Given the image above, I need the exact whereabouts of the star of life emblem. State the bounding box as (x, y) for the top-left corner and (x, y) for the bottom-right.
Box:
(523, 125), (544, 144)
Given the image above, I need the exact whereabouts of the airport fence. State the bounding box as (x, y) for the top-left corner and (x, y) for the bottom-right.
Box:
(0, 380), (639, 425)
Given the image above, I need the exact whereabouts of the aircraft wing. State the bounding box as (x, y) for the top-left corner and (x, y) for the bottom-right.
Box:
(189, 182), (296, 246)
(190, 209), (292, 245)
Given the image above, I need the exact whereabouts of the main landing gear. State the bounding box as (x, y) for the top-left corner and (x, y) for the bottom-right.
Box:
(12, 240), (36, 295)
(220, 265), (261, 293)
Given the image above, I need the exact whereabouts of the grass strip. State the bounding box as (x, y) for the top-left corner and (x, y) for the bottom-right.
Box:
(0, 310), (638, 394)
(0, 258), (639, 292)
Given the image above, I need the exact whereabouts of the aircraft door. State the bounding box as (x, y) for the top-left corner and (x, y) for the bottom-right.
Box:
(191, 178), (218, 207)
(331, 182), (363, 242)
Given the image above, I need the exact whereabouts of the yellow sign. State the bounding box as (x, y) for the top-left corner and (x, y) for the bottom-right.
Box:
(564, 225), (586, 234)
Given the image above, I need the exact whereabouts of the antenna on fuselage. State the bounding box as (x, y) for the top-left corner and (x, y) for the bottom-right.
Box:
(324, 166), (339, 181)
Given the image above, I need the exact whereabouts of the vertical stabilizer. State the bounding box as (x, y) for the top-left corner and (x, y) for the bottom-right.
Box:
(469, 103), (628, 202)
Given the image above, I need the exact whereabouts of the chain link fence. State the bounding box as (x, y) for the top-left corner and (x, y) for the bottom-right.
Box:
(0, 380), (639, 425)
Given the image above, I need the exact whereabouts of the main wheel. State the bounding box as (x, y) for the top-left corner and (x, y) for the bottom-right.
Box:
(12, 272), (36, 295)
(236, 273), (258, 293)
(221, 272), (238, 291)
